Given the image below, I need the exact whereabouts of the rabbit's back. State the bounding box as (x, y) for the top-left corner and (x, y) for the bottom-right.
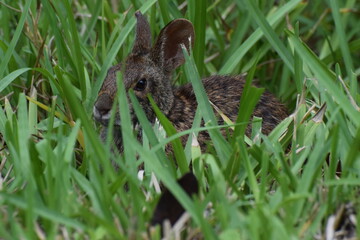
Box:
(167, 75), (287, 148)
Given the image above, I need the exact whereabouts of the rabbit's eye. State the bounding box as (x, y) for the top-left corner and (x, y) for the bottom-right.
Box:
(134, 78), (147, 91)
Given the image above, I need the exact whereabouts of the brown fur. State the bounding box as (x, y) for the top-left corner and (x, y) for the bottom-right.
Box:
(93, 11), (288, 153)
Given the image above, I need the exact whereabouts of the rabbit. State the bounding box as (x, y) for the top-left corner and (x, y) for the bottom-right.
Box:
(93, 11), (288, 153)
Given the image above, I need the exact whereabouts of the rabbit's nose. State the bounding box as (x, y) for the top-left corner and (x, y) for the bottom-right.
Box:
(93, 93), (112, 120)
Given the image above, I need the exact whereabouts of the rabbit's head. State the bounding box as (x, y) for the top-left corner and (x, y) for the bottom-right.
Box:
(93, 11), (194, 128)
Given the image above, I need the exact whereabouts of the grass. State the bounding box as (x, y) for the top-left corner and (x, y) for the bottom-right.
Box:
(1, 0), (360, 239)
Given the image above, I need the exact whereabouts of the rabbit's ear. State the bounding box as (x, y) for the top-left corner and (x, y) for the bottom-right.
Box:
(152, 19), (194, 72)
(132, 11), (152, 55)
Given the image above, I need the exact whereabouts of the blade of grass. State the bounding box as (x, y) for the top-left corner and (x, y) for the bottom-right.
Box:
(26, 96), (85, 148)
(62, 0), (86, 100)
(0, 0), (32, 79)
(326, 124), (339, 213)
(226, 60), (263, 180)
(157, 0), (171, 23)
(322, 39), (360, 65)
(239, 140), (260, 203)
(128, 90), (175, 174)
(293, 126), (330, 222)
(294, 22), (304, 93)
(287, 30), (360, 126)
(57, 66), (107, 166)
(28, 88), (37, 136)
(342, 126), (360, 176)
(148, 96), (189, 174)
(220, 0), (302, 74)
(232, 60), (263, 141)
(0, 68), (31, 92)
(182, 46), (231, 161)
(40, 0), (74, 70)
(189, 0), (207, 76)
(17, 94), (31, 176)
(241, 0), (294, 72)
(117, 72), (150, 232)
(329, 0), (356, 95)
(82, 0), (103, 42)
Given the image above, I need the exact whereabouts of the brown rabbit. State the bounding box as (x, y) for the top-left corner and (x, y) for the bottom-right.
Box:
(93, 11), (288, 153)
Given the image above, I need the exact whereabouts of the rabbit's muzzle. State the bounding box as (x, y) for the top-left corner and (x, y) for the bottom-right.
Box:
(93, 92), (140, 132)
(93, 93), (115, 126)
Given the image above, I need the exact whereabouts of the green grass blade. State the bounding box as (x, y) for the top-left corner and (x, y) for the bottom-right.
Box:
(343, 126), (360, 176)
(148, 96), (189, 174)
(225, 60), (263, 180)
(239, 140), (260, 202)
(40, 0), (73, 69)
(232, 60), (263, 140)
(293, 22), (304, 93)
(241, 0), (294, 72)
(0, 68), (31, 92)
(116, 73), (137, 175)
(57, 67), (107, 165)
(220, 0), (302, 74)
(329, 0), (356, 94)
(81, 0), (103, 42)
(157, 0), (171, 23)
(62, 0), (86, 100)
(287, 30), (360, 126)
(128, 91), (174, 173)
(190, 0), (207, 76)
(0, 0), (32, 79)
(182, 46), (231, 161)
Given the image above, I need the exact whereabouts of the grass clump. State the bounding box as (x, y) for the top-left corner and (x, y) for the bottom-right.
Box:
(1, 0), (360, 239)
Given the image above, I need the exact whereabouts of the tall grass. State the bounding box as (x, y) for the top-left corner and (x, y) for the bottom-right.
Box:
(1, 0), (359, 239)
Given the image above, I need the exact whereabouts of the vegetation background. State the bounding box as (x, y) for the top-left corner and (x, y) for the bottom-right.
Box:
(0, 0), (359, 239)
